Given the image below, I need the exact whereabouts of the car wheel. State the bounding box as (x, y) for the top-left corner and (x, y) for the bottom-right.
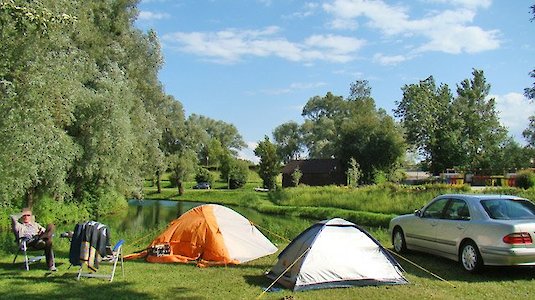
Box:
(392, 227), (407, 253)
(460, 241), (483, 273)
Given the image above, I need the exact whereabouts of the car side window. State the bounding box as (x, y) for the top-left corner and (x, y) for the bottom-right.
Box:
(444, 199), (470, 221)
(422, 198), (449, 219)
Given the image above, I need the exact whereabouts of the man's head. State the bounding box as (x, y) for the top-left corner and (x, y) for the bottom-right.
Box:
(21, 208), (32, 224)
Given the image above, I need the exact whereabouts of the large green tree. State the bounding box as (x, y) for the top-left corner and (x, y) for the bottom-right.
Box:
(272, 121), (303, 163)
(395, 69), (509, 175)
(339, 81), (405, 183)
(0, 0), (79, 207)
(254, 136), (280, 190)
(395, 76), (462, 174)
(300, 81), (405, 183)
(300, 92), (343, 158)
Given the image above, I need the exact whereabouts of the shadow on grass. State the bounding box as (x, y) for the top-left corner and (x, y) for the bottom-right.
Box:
(1, 260), (206, 300)
(395, 250), (535, 283)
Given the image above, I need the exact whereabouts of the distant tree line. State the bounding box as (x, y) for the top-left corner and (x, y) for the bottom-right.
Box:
(266, 69), (535, 185)
(0, 0), (245, 213)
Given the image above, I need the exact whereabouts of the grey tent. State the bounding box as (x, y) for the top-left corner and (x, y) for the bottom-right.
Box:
(266, 218), (408, 291)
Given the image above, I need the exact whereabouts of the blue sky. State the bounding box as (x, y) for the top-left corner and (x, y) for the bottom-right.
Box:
(136, 0), (535, 162)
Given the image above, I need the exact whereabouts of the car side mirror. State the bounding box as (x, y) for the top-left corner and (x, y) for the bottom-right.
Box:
(414, 209), (421, 217)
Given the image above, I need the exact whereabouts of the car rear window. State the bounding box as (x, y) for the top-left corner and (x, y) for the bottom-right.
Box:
(481, 199), (535, 220)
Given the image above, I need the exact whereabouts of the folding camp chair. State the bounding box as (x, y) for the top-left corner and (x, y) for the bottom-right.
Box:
(12, 237), (46, 271)
(77, 239), (125, 282)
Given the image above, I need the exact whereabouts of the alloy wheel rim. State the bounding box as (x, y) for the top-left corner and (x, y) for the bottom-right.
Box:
(462, 245), (477, 270)
(394, 232), (403, 252)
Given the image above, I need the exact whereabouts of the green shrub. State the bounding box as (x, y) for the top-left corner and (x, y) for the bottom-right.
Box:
(81, 188), (128, 219)
(228, 160), (249, 189)
(515, 170), (535, 189)
(195, 167), (214, 184)
(33, 195), (91, 226)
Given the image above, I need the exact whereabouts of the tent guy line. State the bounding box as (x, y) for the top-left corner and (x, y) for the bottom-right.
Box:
(257, 247), (311, 299)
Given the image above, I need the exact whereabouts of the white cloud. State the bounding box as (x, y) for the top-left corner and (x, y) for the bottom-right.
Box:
(323, 0), (501, 55)
(493, 92), (534, 142)
(163, 28), (365, 64)
(286, 2), (321, 19)
(138, 11), (170, 21)
(373, 53), (410, 65)
(260, 81), (327, 95)
(238, 142), (260, 164)
(425, 0), (491, 9)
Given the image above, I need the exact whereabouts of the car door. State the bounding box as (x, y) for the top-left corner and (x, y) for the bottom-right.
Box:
(408, 198), (450, 252)
(433, 198), (470, 258)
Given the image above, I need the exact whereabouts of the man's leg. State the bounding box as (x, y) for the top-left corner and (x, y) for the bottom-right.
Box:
(37, 224), (56, 270)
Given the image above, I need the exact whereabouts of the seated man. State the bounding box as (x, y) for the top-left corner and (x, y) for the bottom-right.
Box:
(11, 208), (56, 271)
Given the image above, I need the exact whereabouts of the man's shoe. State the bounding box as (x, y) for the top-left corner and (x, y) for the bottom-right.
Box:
(49, 266), (57, 272)
(60, 231), (73, 239)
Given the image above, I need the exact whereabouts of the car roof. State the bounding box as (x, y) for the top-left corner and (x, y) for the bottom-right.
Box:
(436, 194), (526, 203)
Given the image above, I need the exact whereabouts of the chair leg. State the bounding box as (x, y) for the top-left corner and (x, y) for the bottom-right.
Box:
(77, 265), (83, 281)
(13, 250), (19, 264)
(22, 240), (29, 271)
(120, 253), (124, 278)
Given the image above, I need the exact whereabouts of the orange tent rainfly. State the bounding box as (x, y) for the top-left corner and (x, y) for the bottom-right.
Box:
(125, 204), (277, 266)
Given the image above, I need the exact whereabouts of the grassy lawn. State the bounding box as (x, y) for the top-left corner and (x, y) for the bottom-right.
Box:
(2, 229), (535, 300)
(2, 183), (535, 299)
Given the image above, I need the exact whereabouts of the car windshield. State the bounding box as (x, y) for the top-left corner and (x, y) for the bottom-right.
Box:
(481, 199), (535, 220)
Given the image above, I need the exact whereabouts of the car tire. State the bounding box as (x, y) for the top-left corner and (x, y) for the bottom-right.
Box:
(460, 241), (483, 273)
(392, 227), (407, 254)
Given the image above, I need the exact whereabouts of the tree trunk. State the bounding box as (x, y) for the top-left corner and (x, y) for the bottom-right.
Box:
(177, 179), (184, 196)
(156, 170), (162, 193)
(25, 187), (35, 209)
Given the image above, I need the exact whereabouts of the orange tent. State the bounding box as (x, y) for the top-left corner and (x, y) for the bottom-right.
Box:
(125, 204), (277, 266)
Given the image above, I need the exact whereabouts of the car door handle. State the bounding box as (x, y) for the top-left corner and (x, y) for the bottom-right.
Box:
(456, 224), (464, 230)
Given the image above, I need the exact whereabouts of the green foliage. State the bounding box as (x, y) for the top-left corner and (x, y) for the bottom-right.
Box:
(32, 195), (90, 226)
(273, 121), (303, 163)
(373, 170), (388, 185)
(396, 70), (511, 175)
(195, 167), (214, 184)
(346, 157), (361, 187)
(515, 170), (535, 189)
(300, 83), (405, 184)
(291, 166), (302, 187)
(187, 114), (246, 162)
(523, 116), (535, 147)
(254, 136), (281, 190)
(228, 159), (249, 189)
(168, 149), (198, 194)
(80, 187), (128, 219)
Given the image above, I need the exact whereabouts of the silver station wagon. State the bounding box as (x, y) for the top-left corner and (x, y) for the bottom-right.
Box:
(389, 194), (535, 272)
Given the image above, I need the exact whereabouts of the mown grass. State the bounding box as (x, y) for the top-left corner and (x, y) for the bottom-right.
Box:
(3, 183), (535, 299)
(2, 226), (535, 300)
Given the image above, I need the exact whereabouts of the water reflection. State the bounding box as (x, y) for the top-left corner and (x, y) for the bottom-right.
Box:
(117, 200), (205, 232)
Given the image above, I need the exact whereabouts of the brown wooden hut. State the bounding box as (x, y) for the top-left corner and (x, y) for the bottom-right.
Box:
(281, 159), (346, 187)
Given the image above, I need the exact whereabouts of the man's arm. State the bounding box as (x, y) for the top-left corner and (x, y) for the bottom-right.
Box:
(10, 213), (23, 237)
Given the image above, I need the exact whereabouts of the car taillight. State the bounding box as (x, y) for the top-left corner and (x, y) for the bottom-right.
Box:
(503, 232), (533, 244)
